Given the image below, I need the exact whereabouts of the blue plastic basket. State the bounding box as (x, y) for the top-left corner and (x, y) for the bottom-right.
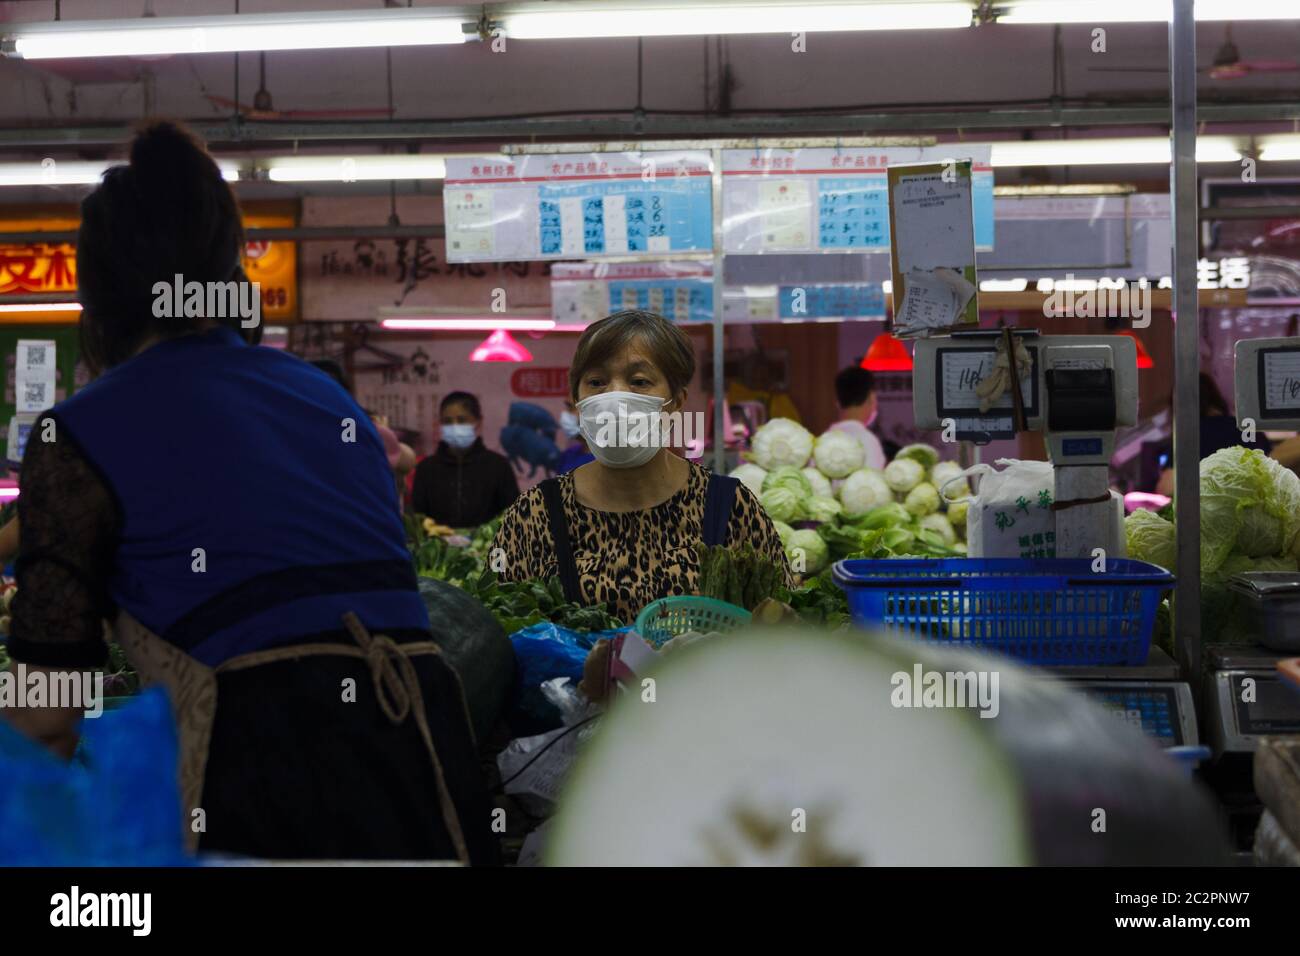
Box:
(832, 558), (1175, 666)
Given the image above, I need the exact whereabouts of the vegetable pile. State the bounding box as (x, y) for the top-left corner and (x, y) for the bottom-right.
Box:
(694, 544), (850, 628)
(1124, 446), (1300, 648)
(734, 424), (970, 571)
(407, 513), (623, 635)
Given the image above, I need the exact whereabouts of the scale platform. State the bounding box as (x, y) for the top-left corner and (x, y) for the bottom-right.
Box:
(1046, 649), (1199, 748)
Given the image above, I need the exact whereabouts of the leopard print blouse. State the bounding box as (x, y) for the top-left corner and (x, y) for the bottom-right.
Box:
(490, 463), (792, 622)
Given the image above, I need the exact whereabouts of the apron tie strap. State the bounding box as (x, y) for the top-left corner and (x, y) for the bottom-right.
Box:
(341, 612), (471, 864)
(344, 612), (417, 725)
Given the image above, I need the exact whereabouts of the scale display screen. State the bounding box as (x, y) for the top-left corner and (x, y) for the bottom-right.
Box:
(1231, 676), (1300, 735)
(1258, 348), (1300, 417)
(934, 346), (1040, 441)
(1083, 686), (1184, 746)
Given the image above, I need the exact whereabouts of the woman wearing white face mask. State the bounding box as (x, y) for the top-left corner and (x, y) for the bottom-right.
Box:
(412, 391), (520, 527)
(492, 310), (791, 622)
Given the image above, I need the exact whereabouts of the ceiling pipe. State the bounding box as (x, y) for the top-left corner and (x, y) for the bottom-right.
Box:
(1, 101), (1300, 148)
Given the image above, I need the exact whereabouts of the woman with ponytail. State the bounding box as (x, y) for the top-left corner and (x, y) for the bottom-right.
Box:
(0, 122), (498, 864)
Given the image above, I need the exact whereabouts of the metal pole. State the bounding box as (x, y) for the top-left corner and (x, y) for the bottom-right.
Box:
(710, 146), (726, 473)
(1170, 0), (1202, 678)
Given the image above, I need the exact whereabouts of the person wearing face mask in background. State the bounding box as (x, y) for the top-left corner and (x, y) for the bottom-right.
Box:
(555, 397), (595, 475)
(491, 310), (791, 623)
(411, 391), (519, 528)
(828, 364), (890, 470)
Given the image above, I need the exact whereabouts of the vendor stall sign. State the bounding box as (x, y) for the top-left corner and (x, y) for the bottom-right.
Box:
(551, 261), (713, 325)
(722, 146), (994, 255)
(0, 210), (297, 322)
(0, 239), (76, 296)
(511, 367), (569, 398)
(444, 152), (713, 263)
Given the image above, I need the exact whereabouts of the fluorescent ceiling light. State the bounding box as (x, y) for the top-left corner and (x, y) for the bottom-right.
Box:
(380, 318), (557, 332)
(267, 155), (449, 183)
(1259, 135), (1300, 162)
(1000, 0), (1300, 23)
(0, 302), (82, 313)
(0, 159), (238, 186)
(989, 136), (1241, 167)
(502, 2), (973, 38)
(2, 8), (470, 60)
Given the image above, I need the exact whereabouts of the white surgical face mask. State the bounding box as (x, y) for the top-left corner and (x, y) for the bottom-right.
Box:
(576, 391), (668, 469)
(559, 410), (582, 439)
(442, 423), (476, 449)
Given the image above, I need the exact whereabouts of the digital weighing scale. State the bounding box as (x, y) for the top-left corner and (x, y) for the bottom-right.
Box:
(1190, 335), (1300, 854)
(911, 331), (1200, 752)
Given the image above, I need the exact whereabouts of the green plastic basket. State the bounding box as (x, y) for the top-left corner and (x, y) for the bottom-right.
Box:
(634, 596), (752, 648)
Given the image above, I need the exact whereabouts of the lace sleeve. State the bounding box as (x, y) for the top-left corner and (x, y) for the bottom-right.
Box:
(8, 415), (119, 667)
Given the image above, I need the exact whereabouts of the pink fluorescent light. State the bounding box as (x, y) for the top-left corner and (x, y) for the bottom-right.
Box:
(381, 317), (555, 332)
(0, 302), (81, 313)
(0, 488), (19, 500)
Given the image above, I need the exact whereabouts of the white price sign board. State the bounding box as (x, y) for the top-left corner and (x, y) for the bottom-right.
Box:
(721, 145), (993, 255)
(443, 152), (714, 262)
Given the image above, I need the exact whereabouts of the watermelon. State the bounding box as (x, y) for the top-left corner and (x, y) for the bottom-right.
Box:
(547, 628), (1228, 866)
(418, 578), (515, 743)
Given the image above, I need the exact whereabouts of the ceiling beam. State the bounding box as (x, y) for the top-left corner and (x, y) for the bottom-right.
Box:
(2, 101), (1300, 148)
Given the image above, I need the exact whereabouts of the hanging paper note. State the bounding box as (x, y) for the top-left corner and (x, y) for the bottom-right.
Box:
(887, 161), (980, 337)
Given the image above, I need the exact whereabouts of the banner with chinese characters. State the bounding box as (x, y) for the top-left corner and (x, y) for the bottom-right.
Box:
(550, 261), (714, 326)
(0, 205), (299, 323)
(443, 152), (714, 263)
(301, 195), (554, 321)
(721, 146), (993, 255)
(0, 213), (79, 323)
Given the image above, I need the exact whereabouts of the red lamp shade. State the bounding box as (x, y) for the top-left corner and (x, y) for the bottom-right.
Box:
(470, 329), (533, 363)
(1119, 330), (1154, 369)
(862, 333), (913, 372)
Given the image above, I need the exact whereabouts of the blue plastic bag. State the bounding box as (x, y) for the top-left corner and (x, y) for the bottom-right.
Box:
(0, 687), (190, 866)
(508, 622), (629, 735)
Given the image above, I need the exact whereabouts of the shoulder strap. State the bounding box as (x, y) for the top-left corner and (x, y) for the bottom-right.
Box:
(539, 477), (582, 604)
(701, 472), (739, 549)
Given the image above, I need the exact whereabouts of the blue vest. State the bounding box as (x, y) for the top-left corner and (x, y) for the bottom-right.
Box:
(52, 327), (428, 666)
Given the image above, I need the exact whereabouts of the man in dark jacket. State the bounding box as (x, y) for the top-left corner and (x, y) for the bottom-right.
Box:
(412, 391), (520, 527)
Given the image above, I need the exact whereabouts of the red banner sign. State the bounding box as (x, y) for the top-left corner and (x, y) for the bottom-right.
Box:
(511, 366), (569, 398)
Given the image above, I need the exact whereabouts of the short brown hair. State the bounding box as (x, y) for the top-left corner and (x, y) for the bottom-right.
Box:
(569, 309), (695, 401)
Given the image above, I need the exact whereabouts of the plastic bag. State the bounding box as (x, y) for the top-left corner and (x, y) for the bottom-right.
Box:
(0, 687), (189, 866)
(508, 622), (629, 735)
(498, 678), (601, 818)
(958, 459), (1057, 559)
